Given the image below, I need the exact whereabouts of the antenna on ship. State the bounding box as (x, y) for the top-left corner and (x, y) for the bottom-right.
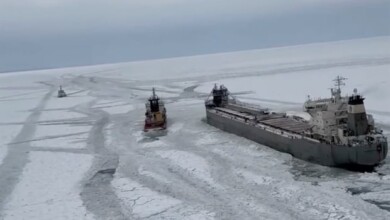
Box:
(334, 75), (347, 92)
(332, 75), (347, 101)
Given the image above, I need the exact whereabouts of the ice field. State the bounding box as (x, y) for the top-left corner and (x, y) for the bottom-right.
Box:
(0, 36), (389, 219)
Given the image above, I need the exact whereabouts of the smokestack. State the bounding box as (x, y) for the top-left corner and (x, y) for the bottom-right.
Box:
(347, 89), (368, 136)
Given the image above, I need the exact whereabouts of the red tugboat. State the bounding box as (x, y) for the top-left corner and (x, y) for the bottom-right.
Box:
(144, 88), (167, 132)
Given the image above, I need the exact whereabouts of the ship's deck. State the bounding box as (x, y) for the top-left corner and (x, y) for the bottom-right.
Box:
(259, 117), (311, 133)
(213, 107), (311, 134)
(214, 107), (255, 120)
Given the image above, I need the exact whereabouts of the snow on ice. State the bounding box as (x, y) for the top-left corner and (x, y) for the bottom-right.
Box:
(0, 36), (389, 219)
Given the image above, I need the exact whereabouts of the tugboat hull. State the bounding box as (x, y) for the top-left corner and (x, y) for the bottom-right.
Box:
(206, 110), (388, 168)
(144, 120), (167, 132)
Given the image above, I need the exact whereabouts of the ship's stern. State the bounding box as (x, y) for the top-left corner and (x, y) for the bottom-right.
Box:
(351, 141), (388, 166)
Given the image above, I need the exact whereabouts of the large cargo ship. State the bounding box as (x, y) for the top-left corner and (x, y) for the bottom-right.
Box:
(205, 77), (388, 168)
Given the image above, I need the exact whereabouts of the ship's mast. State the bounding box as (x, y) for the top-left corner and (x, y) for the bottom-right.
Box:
(334, 76), (346, 91)
(152, 87), (156, 99)
(332, 76), (347, 101)
(148, 87), (160, 112)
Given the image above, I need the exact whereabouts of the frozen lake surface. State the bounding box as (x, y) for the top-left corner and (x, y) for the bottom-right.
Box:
(0, 36), (390, 219)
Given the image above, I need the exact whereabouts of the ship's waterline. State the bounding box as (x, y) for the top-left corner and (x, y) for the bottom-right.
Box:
(206, 110), (387, 167)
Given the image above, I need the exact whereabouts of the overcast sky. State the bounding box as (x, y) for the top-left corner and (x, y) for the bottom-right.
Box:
(0, 0), (389, 72)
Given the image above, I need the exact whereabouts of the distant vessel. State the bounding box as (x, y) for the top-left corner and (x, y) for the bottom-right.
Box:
(57, 86), (67, 98)
(144, 88), (167, 132)
(205, 77), (388, 168)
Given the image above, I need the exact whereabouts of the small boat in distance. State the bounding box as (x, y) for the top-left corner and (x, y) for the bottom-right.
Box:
(57, 86), (67, 98)
(144, 88), (167, 132)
